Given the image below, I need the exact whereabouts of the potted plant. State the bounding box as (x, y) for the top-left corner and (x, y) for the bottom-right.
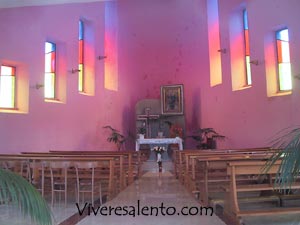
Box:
(164, 121), (183, 138)
(103, 125), (126, 151)
(188, 128), (225, 149)
(0, 168), (52, 225)
(137, 126), (146, 139)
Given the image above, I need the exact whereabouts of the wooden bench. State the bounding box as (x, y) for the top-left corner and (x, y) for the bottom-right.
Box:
(176, 148), (273, 185)
(172, 148), (278, 209)
(48, 150), (144, 183)
(224, 160), (300, 225)
(21, 152), (126, 191)
(193, 154), (273, 207)
(22, 150), (143, 188)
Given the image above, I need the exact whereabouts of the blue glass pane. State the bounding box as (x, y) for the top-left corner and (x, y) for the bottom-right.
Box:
(276, 28), (289, 41)
(45, 42), (56, 53)
(79, 20), (84, 40)
(243, 9), (248, 30)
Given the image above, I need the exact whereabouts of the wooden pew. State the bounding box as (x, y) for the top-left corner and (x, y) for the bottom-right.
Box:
(175, 148), (273, 185)
(173, 148), (278, 209)
(21, 152), (125, 191)
(48, 150), (143, 184)
(224, 160), (300, 225)
(193, 154), (273, 206)
(22, 150), (142, 189)
(0, 155), (116, 201)
(0, 156), (29, 178)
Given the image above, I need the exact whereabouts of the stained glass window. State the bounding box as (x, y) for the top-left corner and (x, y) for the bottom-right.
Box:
(276, 28), (292, 91)
(0, 65), (16, 108)
(208, 0), (222, 87)
(243, 9), (252, 85)
(45, 41), (56, 99)
(78, 20), (84, 92)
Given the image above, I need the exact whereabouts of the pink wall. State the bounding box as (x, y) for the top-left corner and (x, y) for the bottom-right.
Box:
(200, 0), (300, 148)
(117, 0), (300, 149)
(1, 0), (300, 153)
(117, 0), (209, 147)
(0, 2), (134, 153)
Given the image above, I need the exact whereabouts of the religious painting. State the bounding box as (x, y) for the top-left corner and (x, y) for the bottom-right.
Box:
(161, 84), (184, 115)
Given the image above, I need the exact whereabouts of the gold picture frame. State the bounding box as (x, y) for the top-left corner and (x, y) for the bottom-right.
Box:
(161, 84), (184, 115)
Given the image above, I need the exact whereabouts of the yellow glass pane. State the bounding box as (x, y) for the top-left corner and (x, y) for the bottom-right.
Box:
(279, 63), (292, 91)
(78, 64), (83, 92)
(45, 72), (55, 98)
(0, 76), (15, 108)
(246, 56), (252, 85)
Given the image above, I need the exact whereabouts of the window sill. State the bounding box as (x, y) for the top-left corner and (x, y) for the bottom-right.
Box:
(233, 85), (252, 92)
(44, 98), (64, 104)
(79, 91), (93, 96)
(268, 90), (292, 97)
(0, 108), (26, 114)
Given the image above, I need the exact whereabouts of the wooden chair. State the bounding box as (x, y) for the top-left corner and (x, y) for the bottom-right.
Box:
(49, 161), (70, 206)
(2, 159), (28, 178)
(74, 161), (102, 206)
(28, 161), (47, 197)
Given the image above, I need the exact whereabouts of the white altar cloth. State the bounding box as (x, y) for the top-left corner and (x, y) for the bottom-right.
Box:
(135, 137), (183, 151)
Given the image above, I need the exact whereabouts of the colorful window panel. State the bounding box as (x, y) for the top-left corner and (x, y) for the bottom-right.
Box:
(276, 28), (292, 91)
(0, 65), (16, 108)
(45, 41), (56, 99)
(78, 20), (84, 92)
(243, 9), (252, 85)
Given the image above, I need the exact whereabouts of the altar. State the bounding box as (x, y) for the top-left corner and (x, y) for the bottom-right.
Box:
(135, 137), (183, 151)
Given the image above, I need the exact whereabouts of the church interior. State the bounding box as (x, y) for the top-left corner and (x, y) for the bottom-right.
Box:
(0, 0), (300, 224)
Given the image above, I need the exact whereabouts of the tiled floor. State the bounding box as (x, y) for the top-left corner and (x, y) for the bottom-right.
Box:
(0, 202), (78, 225)
(1, 157), (300, 225)
(78, 167), (226, 225)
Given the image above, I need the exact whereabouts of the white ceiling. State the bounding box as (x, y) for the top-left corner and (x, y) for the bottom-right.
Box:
(0, 0), (113, 9)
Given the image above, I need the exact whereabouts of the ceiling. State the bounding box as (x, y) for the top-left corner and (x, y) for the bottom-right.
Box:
(0, 0), (113, 9)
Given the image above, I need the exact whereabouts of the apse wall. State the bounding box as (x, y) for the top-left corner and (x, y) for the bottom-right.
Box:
(0, 2), (133, 153)
(117, 0), (209, 147)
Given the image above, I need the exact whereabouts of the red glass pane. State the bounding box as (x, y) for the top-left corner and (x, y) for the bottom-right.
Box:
(244, 30), (250, 56)
(11, 67), (16, 76)
(50, 52), (56, 72)
(79, 40), (83, 64)
(277, 40), (283, 63)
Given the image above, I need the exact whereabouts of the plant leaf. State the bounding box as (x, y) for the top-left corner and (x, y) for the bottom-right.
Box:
(0, 168), (52, 225)
(263, 127), (300, 191)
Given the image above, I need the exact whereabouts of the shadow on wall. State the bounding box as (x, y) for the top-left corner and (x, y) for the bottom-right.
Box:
(122, 105), (136, 150)
(91, 121), (110, 150)
(185, 89), (201, 149)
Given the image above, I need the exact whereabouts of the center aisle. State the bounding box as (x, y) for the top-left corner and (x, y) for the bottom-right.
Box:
(78, 160), (226, 225)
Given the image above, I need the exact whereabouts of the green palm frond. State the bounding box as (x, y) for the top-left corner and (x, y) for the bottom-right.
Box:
(103, 125), (126, 150)
(0, 168), (52, 225)
(263, 127), (300, 190)
(103, 125), (119, 133)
